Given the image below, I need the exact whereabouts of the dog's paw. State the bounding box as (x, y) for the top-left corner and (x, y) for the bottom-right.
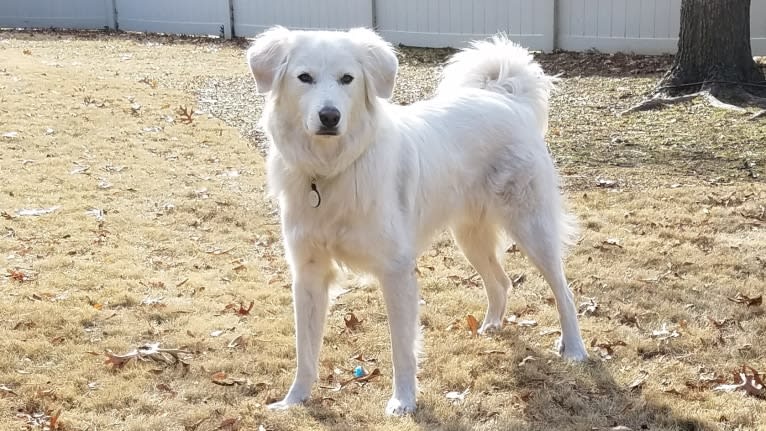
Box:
(267, 396), (307, 411)
(478, 320), (503, 335)
(556, 337), (589, 362)
(385, 397), (416, 416)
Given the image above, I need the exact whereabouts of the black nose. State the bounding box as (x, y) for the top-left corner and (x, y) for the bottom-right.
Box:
(318, 107), (340, 129)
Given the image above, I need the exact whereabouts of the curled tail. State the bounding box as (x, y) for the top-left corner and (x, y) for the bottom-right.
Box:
(438, 35), (555, 133)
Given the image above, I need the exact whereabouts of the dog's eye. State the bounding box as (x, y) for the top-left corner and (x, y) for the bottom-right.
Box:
(340, 74), (354, 85)
(297, 73), (314, 84)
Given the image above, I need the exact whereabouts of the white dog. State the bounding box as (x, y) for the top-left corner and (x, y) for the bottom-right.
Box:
(247, 26), (588, 416)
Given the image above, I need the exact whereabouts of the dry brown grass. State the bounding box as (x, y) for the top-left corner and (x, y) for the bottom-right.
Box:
(1, 31), (765, 431)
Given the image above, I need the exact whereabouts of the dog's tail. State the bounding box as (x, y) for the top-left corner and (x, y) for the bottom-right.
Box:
(438, 35), (555, 133)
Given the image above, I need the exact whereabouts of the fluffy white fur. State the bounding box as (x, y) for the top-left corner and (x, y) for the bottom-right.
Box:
(247, 27), (588, 416)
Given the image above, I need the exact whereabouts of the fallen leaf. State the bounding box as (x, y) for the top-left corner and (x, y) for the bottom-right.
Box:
(7, 269), (35, 282)
(445, 387), (470, 403)
(466, 314), (479, 337)
(628, 371), (649, 391)
(350, 353), (377, 363)
(156, 383), (176, 398)
(177, 105), (195, 124)
(216, 417), (241, 431)
(707, 317), (738, 329)
(85, 207), (106, 221)
(505, 314), (538, 327)
(104, 342), (190, 368)
(478, 350), (506, 356)
(210, 330), (224, 337)
(727, 293), (762, 307)
(15, 206), (60, 217)
(713, 365), (765, 398)
(49, 409), (62, 429)
(590, 338), (627, 359)
(578, 298), (600, 316)
(70, 164), (90, 175)
(235, 301), (254, 316)
(227, 335), (248, 349)
(650, 323), (680, 341)
(596, 177), (619, 188)
(344, 312), (363, 332)
(0, 385), (17, 397)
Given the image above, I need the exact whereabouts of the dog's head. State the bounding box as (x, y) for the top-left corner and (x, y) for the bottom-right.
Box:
(247, 27), (398, 138)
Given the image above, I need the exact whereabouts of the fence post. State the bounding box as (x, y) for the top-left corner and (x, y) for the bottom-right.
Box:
(106, 0), (118, 30)
(222, 0), (233, 38)
(542, 0), (555, 52)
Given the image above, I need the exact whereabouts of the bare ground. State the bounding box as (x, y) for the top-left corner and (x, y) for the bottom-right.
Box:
(0, 31), (765, 431)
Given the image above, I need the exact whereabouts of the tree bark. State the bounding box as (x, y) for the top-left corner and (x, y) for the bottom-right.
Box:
(658, 0), (765, 99)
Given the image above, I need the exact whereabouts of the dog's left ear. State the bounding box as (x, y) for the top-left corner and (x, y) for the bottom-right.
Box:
(349, 28), (398, 100)
(247, 26), (292, 94)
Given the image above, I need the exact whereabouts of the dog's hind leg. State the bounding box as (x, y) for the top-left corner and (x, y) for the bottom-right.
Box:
(451, 223), (511, 334)
(268, 255), (334, 410)
(504, 204), (588, 361)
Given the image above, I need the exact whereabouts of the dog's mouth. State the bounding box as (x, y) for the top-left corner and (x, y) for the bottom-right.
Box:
(316, 127), (339, 136)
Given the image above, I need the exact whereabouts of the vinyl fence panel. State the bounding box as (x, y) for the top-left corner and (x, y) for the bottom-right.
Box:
(115, 0), (231, 38)
(232, 0), (373, 37)
(558, 0), (682, 54)
(0, 0), (115, 30)
(375, 0), (554, 51)
(752, 0), (766, 55)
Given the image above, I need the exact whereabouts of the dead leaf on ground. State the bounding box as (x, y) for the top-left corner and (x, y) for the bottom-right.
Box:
(628, 371), (649, 391)
(466, 314), (480, 337)
(707, 317), (739, 329)
(344, 312), (363, 332)
(7, 269), (35, 282)
(650, 323), (680, 342)
(590, 338), (627, 360)
(177, 105), (195, 124)
(445, 387), (470, 403)
(0, 384), (18, 397)
(227, 335), (248, 349)
(578, 297), (600, 316)
(596, 177), (619, 188)
(211, 371), (249, 387)
(350, 353), (377, 363)
(216, 417), (241, 431)
(505, 314), (538, 327)
(104, 342), (190, 369)
(713, 365), (765, 399)
(478, 350), (506, 356)
(156, 383), (177, 398)
(223, 300), (254, 316)
(595, 238), (623, 250)
(727, 293), (762, 307)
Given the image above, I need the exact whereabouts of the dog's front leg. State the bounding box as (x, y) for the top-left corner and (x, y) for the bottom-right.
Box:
(380, 266), (420, 416)
(268, 256), (332, 410)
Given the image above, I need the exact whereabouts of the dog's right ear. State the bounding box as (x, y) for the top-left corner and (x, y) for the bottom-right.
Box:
(246, 26), (291, 94)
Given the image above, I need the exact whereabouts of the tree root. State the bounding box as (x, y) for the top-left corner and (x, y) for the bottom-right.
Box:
(619, 92), (701, 115)
(621, 85), (766, 117)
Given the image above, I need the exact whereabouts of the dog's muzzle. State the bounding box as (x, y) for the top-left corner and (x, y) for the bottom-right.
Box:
(317, 106), (340, 135)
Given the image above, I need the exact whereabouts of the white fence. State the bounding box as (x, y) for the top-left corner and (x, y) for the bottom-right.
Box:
(1, 0), (765, 55)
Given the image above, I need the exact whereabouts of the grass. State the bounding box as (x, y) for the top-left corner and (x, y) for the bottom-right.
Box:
(0, 31), (765, 431)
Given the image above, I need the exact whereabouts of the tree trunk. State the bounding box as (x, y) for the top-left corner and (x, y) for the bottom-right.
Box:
(659, 0), (765, 99)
